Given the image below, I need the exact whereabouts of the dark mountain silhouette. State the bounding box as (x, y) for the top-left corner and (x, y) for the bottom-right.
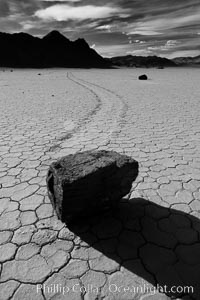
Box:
(172, 55), (200, 66)
(0, 30), (109, 68)
(106, 55), (176, 68)
(0, 30), (199, 68)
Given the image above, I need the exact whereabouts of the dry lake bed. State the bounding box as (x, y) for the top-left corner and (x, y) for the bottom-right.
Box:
(0, 68), (200, 300)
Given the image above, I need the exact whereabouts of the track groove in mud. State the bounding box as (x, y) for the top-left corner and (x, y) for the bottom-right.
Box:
(49, 71), (128, 155)
(69, 72), (128, 135)
(48, 71), (103, 151)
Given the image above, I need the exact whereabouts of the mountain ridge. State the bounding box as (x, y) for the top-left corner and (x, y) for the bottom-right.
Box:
(0, 30), (199, 68)
(172, 55), (200, 66)
(106, 54), (200, 68)
(0, 30), (109, 68)
(106, 55), (176, 68)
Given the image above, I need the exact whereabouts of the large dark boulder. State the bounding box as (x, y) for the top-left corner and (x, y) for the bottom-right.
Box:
(46, 150), (138, 223)
(139, 74), (148, 80)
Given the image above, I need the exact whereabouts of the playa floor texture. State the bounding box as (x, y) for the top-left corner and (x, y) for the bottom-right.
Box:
(0, 68), (200, 300)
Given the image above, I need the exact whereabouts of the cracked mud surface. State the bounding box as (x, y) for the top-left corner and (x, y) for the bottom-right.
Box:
(0, 68), (200, 300)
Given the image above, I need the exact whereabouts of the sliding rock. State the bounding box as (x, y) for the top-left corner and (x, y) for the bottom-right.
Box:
(46, 150), (139, 223)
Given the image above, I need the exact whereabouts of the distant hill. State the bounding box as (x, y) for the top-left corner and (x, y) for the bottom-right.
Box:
(106, 55), (176, 68)
(172, 55), (200, 66)
(0, 30), (109, 68)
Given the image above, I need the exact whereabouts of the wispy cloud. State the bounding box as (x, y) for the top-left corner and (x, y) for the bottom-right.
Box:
(43, 0), (81, 1)
(0, 1), (10, 17)
(125, 8), (200, 37)
(35, 4), (129, 21)
(166, 50), (200, 59)
(126, 49), (153, 56)
(148, 40), (179, 52)
(126, 30), (162, 36)
(96, 25), (113, 32)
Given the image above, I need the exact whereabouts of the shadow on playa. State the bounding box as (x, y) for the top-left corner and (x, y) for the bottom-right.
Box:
(69, 198), (200, 300)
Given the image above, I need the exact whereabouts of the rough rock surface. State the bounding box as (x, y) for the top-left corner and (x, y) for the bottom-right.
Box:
(46, 150), (138, 222)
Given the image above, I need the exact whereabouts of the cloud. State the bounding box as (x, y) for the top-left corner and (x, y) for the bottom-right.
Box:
(95, 44), (131, 57)
(165, 50), (200, 59)
(21, 22), (35, 30)
(148, 40), (179, 52)
(35, 4), (129, 21)
(125, 8), (200, 37)
(0, 1), (10, 17)
(20, 20), (43, 31)
(126, 49), (153, 56)
(43, 0), (80, 1)
(127, 30), (162, 36)
(97, 25), (113, 32)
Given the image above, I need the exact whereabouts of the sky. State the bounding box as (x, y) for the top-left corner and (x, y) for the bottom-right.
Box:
(0, 0), (200, 58)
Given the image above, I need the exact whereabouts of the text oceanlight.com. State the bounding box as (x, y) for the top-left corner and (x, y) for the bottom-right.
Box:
(36, 283), (194, 296)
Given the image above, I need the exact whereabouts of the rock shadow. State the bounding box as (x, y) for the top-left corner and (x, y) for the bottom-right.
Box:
(69, 198), (200, 300)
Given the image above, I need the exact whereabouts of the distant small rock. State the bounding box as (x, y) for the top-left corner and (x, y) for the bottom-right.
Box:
(38, 73), (41, 75)
(46, 150), (139, 223)
(139, 74), (148, 80)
